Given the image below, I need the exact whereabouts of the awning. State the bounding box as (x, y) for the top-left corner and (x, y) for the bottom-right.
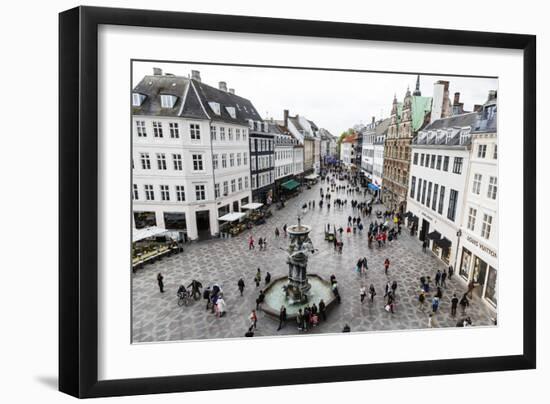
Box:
(132, 226), (167, 243)
(218, 212), (246, 222)
(368, 183), (380, 191)
(434, 237), (452, 249)
(281, 179), (300, 191)
(304, 174), (319, 180)
(241, 203), (263, 210)
(426, 230), (442, 240)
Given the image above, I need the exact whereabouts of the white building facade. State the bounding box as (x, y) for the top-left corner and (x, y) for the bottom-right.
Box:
(132, 69), (257, 240)
(407, 112), (479, 266)
(456, 93), (498, 309)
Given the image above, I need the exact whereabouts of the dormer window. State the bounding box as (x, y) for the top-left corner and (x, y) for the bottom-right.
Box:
(132, 93), (146, 107)
(248, 119), (254, 129)
(209, 102), (221, 115)
(225, 106), (236, 119)
(160, 94), (177, 108)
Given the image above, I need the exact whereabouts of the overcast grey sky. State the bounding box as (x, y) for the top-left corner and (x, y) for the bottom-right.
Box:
(133, 61), (497, 136)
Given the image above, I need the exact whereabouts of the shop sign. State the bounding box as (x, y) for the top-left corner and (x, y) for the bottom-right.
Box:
(466, 235), (497, 258)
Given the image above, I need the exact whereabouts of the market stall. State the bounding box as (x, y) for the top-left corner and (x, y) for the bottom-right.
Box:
(218, 212), (247, 237)
(304, 173), (319, 186)
(132, 226), (179, 271)
(242, 202), (270, 224)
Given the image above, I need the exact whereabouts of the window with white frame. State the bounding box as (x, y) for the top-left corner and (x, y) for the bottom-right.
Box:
(481, 214), (492, 239)
(452, 157), (463, 174)
(152, 121), (163, 138)
(467, 207), (477, 231)
(160, 185), (170, 201)
(169, 122), (179, 138)
(243, 129), (247, 142)
(472, 173), (482, 195)
(195, 184), (206, 201)
(229, 153), (235, 167)
(223, 181), (229, 195)
(132, 93), (145, 107)
(244, 176), (249, 189)
(172, 154), (182, 171)
(144, 184), (154, 200)
(175, 185), (185, 201)
(493, 144), (498, 159)
(228, 128), (233, 141)
(477, 144), (487, 158)
(222, 154), (227, 168)
(487, 176), (498, 199)
(214, 183), (220, 198)
(210, 126), (217, 140)
(220, 127), (226, 140)
(238, 177), (243, 190)
(252, 176), (256, 189)
(237, 153), (242, 166)
(251, 157), (256, 171)
(192, 154), (204, 171)
(140, 153), (151, 170)
(231, 179), (236, 193)
(136, 121), (147, 137)
(156, 153), (167, 170)
(133, 184), (139, 200)
(160, 94), (177, 108)
(190, 123), (201, 140)
(213, 154), (219, 169)
(236, 128), (241, 140)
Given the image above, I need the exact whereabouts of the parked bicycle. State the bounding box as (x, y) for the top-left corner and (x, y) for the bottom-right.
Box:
(177, 286), (190, 306)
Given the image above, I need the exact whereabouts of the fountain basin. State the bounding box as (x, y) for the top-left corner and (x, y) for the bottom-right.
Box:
(261, 274), (337, 320)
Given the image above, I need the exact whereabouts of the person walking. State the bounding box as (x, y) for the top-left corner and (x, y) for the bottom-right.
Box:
(274, 227), (280, 238)
(296, 309), (304, 331)
(216, 296), (227, 317)
(157, 273), (165, 293)
(441, 271), (447, 288)
(435, 270), (442, 287)
(369, 284), (376, 303)
(418, 290), (426, 311)
(277, 306), (287, 331)
(265, 271), (271, 285)
(254, 268), (261, 288)
(248, 235), (255, 250)
(391, 280), (398, 296)
(432, 296), (440, 313)
(422, 239), (428, 253)
(460, 293), (470, 315)
(258, 237), (264, 251)
(319, 299), (327, 321)
(448, 265), (454, 280)
(451, 293), (459, 317)
(283, 224), (287, 238)
(238, 278), (245, 296)
(428, 313), (434, 328)
(384, 258), (390, 275)
(203, 286), (211, 310)
(249, 309), (258, 330)
(360, 285), (367, 303)
(256, 290), (265, 310)
(467, 280), (475, 299)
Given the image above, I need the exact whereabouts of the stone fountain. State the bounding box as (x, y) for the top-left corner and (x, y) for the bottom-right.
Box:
(261, 216), (335, 319)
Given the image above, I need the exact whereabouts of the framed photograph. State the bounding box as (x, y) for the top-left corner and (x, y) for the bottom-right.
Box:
(59, 6), (536, 398)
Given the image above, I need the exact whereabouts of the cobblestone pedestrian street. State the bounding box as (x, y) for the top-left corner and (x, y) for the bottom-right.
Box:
(132, 180), (496, 343)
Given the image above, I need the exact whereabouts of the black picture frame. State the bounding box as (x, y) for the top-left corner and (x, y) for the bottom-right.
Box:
(59, 6), (536, 398)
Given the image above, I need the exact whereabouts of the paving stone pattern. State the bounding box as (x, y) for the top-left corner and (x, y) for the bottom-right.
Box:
(132, 180), (496, 343)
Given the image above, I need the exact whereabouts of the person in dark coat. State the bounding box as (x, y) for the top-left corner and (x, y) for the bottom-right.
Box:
(265, 272), (271, 285)
(451, 293), (459, 317)
(277, 306), (287, 331)
(238, 278), (245, 296)
(460, 293), (470, 315)
(319, 299), (327, 321)
(157, 273), (164, 293)
(256, 290), (265, 309)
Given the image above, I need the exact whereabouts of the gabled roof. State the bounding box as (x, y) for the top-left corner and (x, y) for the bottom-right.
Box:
(423, 112), (479, 131)
(132, 74), (263, 125)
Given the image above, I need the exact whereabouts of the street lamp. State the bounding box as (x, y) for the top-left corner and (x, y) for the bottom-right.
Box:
(454, 229), (462, 274)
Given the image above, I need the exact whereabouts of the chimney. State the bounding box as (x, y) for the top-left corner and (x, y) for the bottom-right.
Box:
(473, 104), (483, 112)
(284, 109), (289, 128)
(488, 90), (497, 101)
(191, 70), (201, 82)
(371, 116), (376, 124)
(453, 92), (461, 105)
(153, 67), (162, 76)
(219, 81), (227, 92)
(228, 88), (235, 95)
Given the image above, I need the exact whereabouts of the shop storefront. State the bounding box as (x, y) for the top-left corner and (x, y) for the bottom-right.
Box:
(458, 236), (498, 309)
